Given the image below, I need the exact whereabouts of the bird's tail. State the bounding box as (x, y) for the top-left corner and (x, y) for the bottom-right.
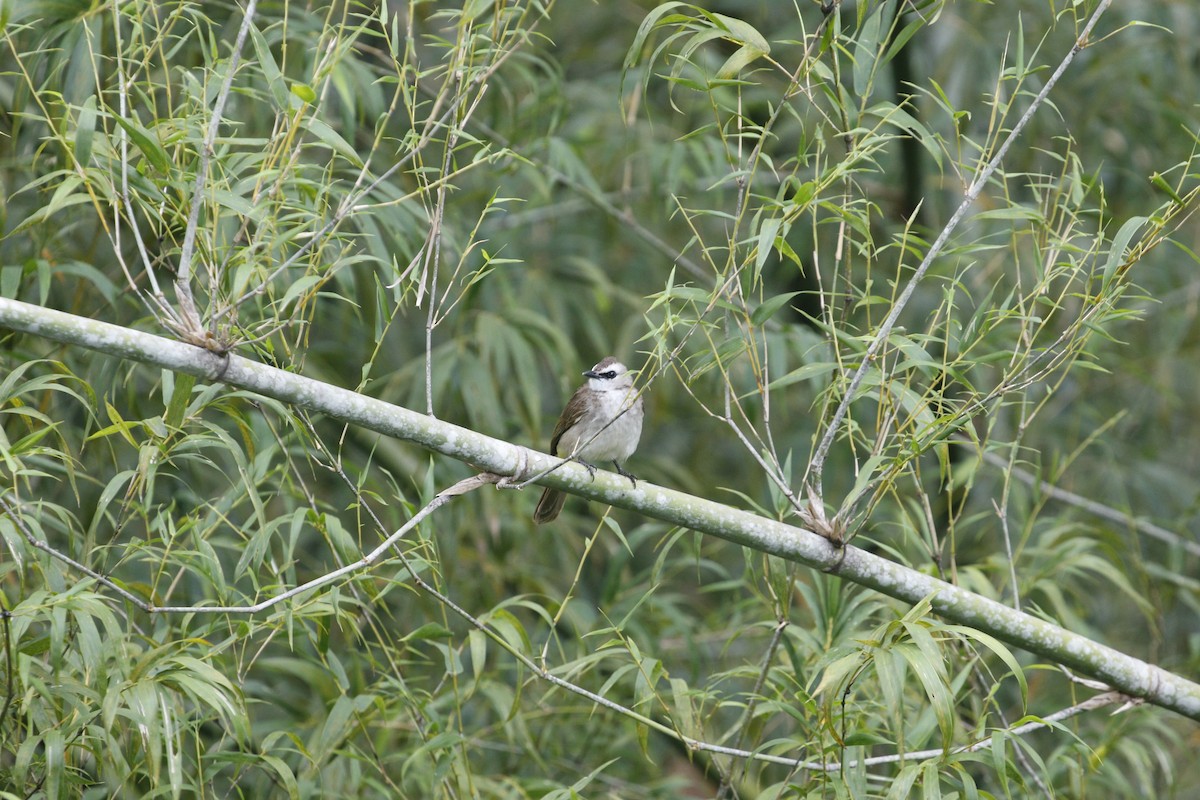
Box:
(533, 487), (566, 524)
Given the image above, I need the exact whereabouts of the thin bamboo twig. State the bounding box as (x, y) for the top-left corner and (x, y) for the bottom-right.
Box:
(717, 619), (790, 798)
(808, 0), (1114, 499)
(230, 3), (550, 318)
(0, 494), (829, 770)
(228, 97), (464, 313)
(809, 691), (1132, 771)
(0, 482), (836, 770)
(175, 0), (260, 337)
(977, 448), (1200, 557)
(1, 495), (151, 610)
(106, 11), (177, 322)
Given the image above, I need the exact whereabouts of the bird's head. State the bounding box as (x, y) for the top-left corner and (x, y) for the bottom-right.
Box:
(584, 357), (635, 391)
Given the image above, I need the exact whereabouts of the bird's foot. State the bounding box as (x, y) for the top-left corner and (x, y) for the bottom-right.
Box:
(576, 459), (598, 481)
(613, 461), (637, 487)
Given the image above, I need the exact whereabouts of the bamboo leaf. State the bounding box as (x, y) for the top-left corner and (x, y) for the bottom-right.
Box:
(112, 112), (172, 174)
(75, 94), (98, 167)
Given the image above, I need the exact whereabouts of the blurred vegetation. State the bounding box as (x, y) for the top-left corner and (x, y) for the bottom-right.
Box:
(1, 0), (1199, 797)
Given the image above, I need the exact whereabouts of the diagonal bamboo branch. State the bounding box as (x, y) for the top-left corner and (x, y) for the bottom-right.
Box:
(0, 295), (1197, 723)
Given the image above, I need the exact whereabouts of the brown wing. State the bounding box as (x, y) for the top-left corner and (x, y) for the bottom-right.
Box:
(548, 385), (590, 455)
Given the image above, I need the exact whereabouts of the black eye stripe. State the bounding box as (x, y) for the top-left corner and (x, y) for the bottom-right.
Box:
(602, 370), (617, 379)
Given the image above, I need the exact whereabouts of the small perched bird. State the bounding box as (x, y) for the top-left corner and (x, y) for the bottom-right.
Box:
(533, 357), (644, 524)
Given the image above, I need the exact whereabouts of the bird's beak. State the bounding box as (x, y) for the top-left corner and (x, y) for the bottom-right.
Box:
(583, 370), (599, 379)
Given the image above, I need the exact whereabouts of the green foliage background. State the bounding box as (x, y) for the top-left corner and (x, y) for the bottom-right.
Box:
(1, 0), (1199, 797)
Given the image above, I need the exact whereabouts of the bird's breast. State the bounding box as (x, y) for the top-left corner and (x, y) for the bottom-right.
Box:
(566, 389), (643, 462)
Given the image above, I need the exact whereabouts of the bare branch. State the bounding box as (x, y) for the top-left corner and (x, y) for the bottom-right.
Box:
(807, 691), (1131, 772)
(175, 0), (260, 338)
(0, 485), (1149, 768)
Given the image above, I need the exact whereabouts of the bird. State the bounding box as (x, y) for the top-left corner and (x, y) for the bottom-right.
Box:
(533, 357), (644, 524)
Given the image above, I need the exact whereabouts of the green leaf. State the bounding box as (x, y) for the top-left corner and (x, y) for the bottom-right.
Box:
(249, 21), (289, 109)
(10, 175), (91, 235)
(896, 382), (936, 433)
(624, 2), (690, 72)
(750, 291), (799, 326)
(896, 637), (955, 747)
(469, 628), (487, 681)
(112, 112), (172, 173)
(543, 759), (621, 800)
(845, 730), (893, 746)
(212, 188), (262, 219)
(1149, 172), (1185, 205)
(91, 401), (140, 447)
(291, 82), (317, 104)
(852, 4), (887, 98)
(943, 624), (1028, 709)
(887, 764), (923, 800)
(864, 100), (943, 169)
(164, 371), (195, 429)
(1103, 216), (1147, 282)
(0, 264), (19, 298)
(755, 216), (783, 270)
(973, 205), (1043, 223)
(303, 117), (363, 166)
(43, 728), (65, 800)
(234, 515), (275, 580)
(278, 274), (324, 311)
(669, 677), (698, 739)
(75, 94), (98, 167)
(712, 12), (770, 55)
(486, 609), (532, 656)
(53, 260), (119, 304)
(813, 650), (864, 697)
(464, 0), (492, 21)
(922, 760), (942, 800)
(717, 43), (767, 79)
(404, 622), (453, 641)
(767, 361), (836, 390)
(259, 754), (300, 800)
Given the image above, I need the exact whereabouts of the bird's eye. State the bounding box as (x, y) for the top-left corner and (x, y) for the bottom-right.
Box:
(602, 371), (616, 379)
